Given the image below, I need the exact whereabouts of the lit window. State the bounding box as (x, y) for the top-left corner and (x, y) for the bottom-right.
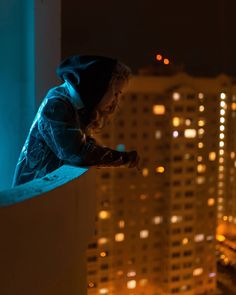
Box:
(219, 165), (224, 172)
(207, 235), (214, 241)
(156, 166), (165, 173)
(219, 173), (224, 179)
(117, 270), (124, 276)
(219, 149), (224, 155)
(232, 102), (236, 110)
(194, 234), (204, 242)
(98, 238), (108, 245)
(193, 268), (203, 276)
(197, 164), (206, 173)
(99, 210), (111, 220)
(139, 278), (148, 286)
(219, 141), (224, 147)
(127, 271), (136, 277)
(219, 133), (225, 139)
(220, 92), (226, 100)
(199, 105), (204, 112)
(198, 142), (204, 149)
(127, 280), (136, 289)
(182, 238), (189, 245)
(88, 281), (95, 288)
(216, 234), (225, 243)
(197, 176), (205, 184)
(197, 156), (203, 162)
(99, 288), (109, 294)
(185, 119), (192, 126)
(220, 117), (225, 123)
(197, 176), (206, 184)
(153, 105), (165, 115)
(100, 251), (107, 257)
(220, 109), (226, 116)
(140, 230), (149, 239)
(118, 220), (125, 228)
(184, 129), (196, 138)
(220, 101), (226, 107)
(208, 198), (215, 206)
(198, 93), (204, 99)
(155, 130), (162, 139)
(173, 131), (179, 138)
(209, 152), (216, 161)
(220, 125), (225, 131)
(198, 128), (204, 136)
(198, 119), (205, 127)
(153, 216), (163, 224)
(115, 233), (125, 242)
(142, 168), (149, 177)
(173, 92), (180, 101)
(171, 215), (182, 223)
(184, 153), (192, 160)
(231, 152), (235, 159)
(217, 198), (224, 204)
(172, 117), (181, 126)
(209, 272), (216, 278)
(140, 194), (148, 200)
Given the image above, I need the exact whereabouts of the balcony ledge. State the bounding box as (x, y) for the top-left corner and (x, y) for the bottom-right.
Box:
(0, 165), (88, 207)
(0, 165), (95, 295)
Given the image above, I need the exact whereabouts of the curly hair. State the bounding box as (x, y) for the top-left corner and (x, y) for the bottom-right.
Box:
(85, 61), (132, 134)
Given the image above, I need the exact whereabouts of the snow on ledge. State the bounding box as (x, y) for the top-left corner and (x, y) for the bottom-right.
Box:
(0, 165), (89, 207)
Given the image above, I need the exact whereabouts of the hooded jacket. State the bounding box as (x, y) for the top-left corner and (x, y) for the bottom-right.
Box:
(12, 55), (136, 186)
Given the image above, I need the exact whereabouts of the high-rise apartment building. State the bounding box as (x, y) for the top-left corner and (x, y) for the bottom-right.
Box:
(87, 73), (236, 295)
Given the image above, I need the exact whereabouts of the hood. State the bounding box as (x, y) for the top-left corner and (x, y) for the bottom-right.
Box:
(56, 55), (117, 114)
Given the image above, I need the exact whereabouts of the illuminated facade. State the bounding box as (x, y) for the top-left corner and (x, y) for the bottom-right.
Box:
(87, 73), (236, 294)
(218, 85), (236, 236)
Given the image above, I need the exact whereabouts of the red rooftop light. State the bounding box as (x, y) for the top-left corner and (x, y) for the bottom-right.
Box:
(164, 58), (170, 65)
(156, 54), (163, 61)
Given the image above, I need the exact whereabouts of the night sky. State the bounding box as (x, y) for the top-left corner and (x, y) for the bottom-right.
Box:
(62, 0), (236, 76)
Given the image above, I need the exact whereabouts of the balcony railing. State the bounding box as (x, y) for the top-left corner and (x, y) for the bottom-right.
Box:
(0, 165), (96, 295)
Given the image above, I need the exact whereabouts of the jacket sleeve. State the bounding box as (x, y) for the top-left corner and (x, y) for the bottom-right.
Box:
(38, 98), (131, 167)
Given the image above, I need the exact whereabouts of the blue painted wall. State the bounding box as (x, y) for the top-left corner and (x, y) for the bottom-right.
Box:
(0, 0), (35, 189)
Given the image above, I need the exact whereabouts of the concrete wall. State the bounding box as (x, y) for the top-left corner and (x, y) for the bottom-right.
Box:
(0, 0), (35, 190)
(0, 0), (61, 190)
(35, 0), (61, 106)
(0, 166), (96, 295)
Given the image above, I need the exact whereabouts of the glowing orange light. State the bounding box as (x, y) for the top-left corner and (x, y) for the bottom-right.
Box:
(88, 281), (95, 288)
(216, 234), (226, 242)
(156, 54), (163, 61)
(164, 58), (170, 65)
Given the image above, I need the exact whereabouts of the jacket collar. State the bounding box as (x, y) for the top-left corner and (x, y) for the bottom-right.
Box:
(64, 81), (85, 110)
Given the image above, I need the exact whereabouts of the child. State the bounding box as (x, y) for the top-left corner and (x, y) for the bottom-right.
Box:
(12, 55), (140, 186)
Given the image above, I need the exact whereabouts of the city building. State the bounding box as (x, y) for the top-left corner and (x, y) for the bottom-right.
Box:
(87, 72), (236, 295)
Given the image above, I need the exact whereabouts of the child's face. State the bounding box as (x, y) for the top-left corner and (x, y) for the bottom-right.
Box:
(97, 79), (127, 115)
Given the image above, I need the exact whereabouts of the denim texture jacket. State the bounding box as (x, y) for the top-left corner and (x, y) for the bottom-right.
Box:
(12, 83), (131, 186)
